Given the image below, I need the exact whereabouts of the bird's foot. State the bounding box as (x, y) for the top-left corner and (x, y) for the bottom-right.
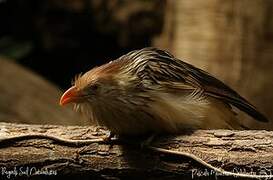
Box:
(141, 134), (157, 149)
(102, 131), (115, 142)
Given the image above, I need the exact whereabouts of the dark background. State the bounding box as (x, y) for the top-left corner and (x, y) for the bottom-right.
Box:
(0, 0), (165, 89)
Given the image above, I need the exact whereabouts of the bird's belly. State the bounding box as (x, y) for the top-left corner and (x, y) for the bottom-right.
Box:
(95, 95), (241, 135)
(97, 109), (165, 135)
(149, 94), (242, 130)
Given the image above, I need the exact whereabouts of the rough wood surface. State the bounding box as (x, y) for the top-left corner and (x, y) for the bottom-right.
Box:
(0, 122), (272, 179)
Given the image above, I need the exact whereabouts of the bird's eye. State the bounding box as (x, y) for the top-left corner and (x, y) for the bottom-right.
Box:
(89, 84), (99, 91)
(91, 84), (99, 90)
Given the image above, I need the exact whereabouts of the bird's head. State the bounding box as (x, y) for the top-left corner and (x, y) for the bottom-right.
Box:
(59, 60), (139, 107)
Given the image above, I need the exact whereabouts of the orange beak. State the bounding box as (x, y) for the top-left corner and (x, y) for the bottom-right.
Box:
(59, 86), (79, 106)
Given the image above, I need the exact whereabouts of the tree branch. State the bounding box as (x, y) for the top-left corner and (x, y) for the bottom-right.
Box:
(0, 122), (272, 179)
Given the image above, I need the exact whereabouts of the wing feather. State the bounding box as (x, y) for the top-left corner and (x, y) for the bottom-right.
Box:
(128, 47), (268, 122)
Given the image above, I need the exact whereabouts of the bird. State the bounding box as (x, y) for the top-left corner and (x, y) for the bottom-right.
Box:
(59, 47), (268, 136)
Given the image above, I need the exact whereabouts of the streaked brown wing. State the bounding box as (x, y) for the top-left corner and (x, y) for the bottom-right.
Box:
(136, 48), (268, 122)
(180, 60), (268, 122)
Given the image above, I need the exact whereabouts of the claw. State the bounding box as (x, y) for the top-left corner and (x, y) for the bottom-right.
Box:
(141, 134), (157, 149)
(102, 131), (115, 142)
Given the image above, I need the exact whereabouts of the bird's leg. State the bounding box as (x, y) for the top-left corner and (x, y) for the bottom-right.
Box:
(102, 131), (115, 142)
(141, 134), (157, 149)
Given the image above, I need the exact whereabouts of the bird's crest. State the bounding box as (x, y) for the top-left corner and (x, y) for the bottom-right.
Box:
(73, 60), (124, 90)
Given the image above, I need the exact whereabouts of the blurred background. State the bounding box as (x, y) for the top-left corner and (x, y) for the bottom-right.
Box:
(0, 0), (272, 129)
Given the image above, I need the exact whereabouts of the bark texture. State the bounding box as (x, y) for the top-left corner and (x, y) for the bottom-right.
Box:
(0, 122), (272, 179)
